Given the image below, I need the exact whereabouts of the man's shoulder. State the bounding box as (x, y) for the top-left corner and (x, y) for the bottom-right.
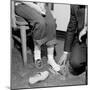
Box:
(70, 4), (79, 15)
(71, 5), (79, 10)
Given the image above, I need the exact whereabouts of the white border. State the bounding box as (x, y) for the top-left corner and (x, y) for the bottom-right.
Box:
(0, 0), (89, 90)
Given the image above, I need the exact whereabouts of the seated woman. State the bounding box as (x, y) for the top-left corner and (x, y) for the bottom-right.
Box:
(13, 0), (61, 72)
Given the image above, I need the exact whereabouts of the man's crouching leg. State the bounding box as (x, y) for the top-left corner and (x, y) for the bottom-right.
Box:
(69, 43), (87, 75)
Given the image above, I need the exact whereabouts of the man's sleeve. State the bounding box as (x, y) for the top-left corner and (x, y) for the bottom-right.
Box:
(64, 5), (77, 52)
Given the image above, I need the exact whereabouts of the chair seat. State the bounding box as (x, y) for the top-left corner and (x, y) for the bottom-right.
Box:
(15, 15), (28, 26)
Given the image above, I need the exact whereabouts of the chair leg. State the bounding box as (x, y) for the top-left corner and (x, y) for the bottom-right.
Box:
(20, 26), (27, 65)
(11, 38), (14, 49)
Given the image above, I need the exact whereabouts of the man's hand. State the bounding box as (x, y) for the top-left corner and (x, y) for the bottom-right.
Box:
(59, 52), (68, 66)
(58, 52), (69, 76)
(79, 26), (87, 42)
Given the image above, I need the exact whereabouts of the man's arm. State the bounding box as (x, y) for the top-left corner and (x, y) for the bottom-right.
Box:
(59, 5), (78, 66)
(64, 5), (77, 52)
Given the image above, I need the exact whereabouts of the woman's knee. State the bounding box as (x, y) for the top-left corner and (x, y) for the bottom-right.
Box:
(38, 19), (46, 28)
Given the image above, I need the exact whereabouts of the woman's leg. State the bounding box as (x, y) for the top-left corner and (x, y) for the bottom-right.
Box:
(47, 45), (61, 72)
(15, 4), (46, 42)
(44, 6), (60, 72)
(15, 4), (47, 63)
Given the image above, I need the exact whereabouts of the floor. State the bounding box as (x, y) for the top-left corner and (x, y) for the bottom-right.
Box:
(11, 39), (87, 89)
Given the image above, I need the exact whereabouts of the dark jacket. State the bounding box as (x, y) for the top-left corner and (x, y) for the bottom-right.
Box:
(64, 5), (86, 52)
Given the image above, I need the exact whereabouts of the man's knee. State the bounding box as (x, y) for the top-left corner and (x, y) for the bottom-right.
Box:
(33, 18), (46, 39)
(69, 56), (87, 75)
(69, 58), (81, 69)
(69, 61), (86, 75)
(69, 42), (87, 70)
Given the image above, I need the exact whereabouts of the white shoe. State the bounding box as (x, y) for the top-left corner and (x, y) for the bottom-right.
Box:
(29, 71), (49, 84)
(47, 46), (61, 72)
(47, 58), (61, 72)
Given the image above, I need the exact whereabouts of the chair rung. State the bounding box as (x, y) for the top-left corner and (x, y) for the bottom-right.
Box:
(13, 35), (21, 43)
(17, 25), (29, 30)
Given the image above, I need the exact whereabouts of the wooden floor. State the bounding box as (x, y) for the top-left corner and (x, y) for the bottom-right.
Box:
(11, 39), (87, 89)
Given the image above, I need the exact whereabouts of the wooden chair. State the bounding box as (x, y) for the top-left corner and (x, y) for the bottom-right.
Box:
(11, 1), (32, 65)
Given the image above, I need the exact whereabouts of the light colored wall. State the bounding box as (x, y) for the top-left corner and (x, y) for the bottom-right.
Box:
(52, 4), (70, 31)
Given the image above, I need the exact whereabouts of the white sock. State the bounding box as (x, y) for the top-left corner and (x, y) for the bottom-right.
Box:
(47, 46), (60, 71)
(34, 45), (41, 61)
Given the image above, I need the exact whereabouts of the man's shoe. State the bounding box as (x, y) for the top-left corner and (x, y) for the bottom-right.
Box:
(47, 59), (61, 72)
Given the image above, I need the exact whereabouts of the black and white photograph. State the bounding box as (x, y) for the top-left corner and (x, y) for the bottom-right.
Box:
(11, 0), (88, 89)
